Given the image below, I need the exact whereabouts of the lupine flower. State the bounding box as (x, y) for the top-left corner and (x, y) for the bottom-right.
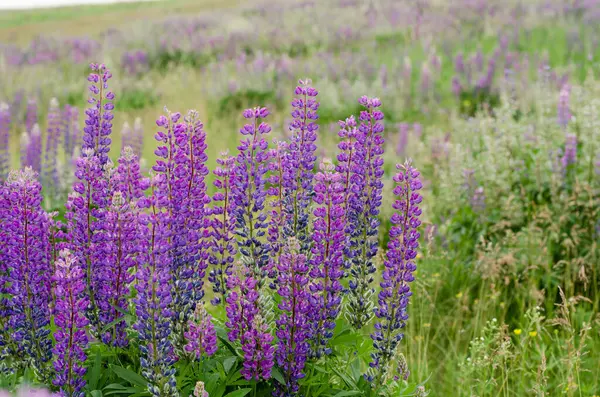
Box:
(208, 153), (237, 305)
(396, 123), (409, 157)
(274, 239), (312, 395)
(134, 174), (177, 397)
(95, 191), (139, 347)
(20, 131), (30, 171)
(192, 381), (209, 397)
(266, 140), (288, 282)
(225, 265), (274, 382)
(184, 304), (217, 360)
(25, 98), (38, 134)
(24, 123), (43, 174)
(120, 121), (133, 152)
(557, 84), (571, 128)
(346, 96), (385, 330)
(309, 160), (346, 358)
(0, 180), (11, 375)
(133, 117), (144, 156)
(0, 103), (10, 181)
(42, 98), (62, 205)
(82, 63), (114, 166)
(561, 133), (577, 170)
(113, 146), (149, 203)
(3, 168), (52, 381)
(241, 314), (275, 381)
(367, 161), (422, 387)
(62, 104), (79, 161)
(52, 249), (89, 397)
(282, 80), (319, 252)
(231, 107), (271, 282)
(65, 149), (109, 333)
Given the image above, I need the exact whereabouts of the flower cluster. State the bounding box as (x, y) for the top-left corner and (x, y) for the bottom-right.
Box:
(42, 98), (62, 201)
(52, 249), (89, 397)
(184, 304), (217, 360)
(82, 63), (114, 166)
(368, 161), (422, 386)
(345, 96), (385, 330)
(274, 239), (312, 395)
(281, 80), (319, 251)
(2, 168), (52, 380)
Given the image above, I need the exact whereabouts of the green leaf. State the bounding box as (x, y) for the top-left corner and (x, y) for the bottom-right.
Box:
(271, 367), (286, 385)
(333, 391), (363, 397)
(90, 390), (103, 397)
(88, 350), (102, 391)
(109, 365), (148, 388)
(103, 384), (142, 396)
(223, 388), (252, 397)
(223, 356), (237, 373)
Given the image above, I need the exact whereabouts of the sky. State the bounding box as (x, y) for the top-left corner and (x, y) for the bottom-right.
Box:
(0, 0), (153, 10)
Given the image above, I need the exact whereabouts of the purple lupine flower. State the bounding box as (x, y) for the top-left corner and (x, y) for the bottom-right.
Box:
(3, 168), (53, 380)
(52, 249), (89, 397)
(62, 104), (79, 162)
(25, 123), (43, 174)
(208, 153), (237, 306)
(282, 80), (319, 251)
(266, 140), (288, 283)
(113, 146), (149, 203)
(346, 96), (385, 330)
(95, 190), (139, 347)
(184, 303), (217, 360)
(42, 98), (62, 204)
(82, 63), (114, 166)
(133, 117), (144, 157)
(134, 174), (177, 397)
(25, 98), (37, 134)
(241, 313), (275, 382)
(367, 161), (422, 387)
(309, 160), (346, 358)
(20, 131), (30, 170)
(65, 149), (109, 333)
(0, 179), (10, 374)
(274, 238), (312, 395)
(192, 381), (209, 397)
(561, 133), (577, 170)
(231, 107), (271, 282)
(557, 84), (571, 128)
(452, 76), (462, 97)
(120, 121), (133, 152)
(0, 103), (10, 181)
(396, 123), (410, 157)
(170, 110), (211, 352)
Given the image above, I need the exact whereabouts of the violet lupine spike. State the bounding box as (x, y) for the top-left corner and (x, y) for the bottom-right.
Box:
(82, 63), (114, 166)
(25, 98), (37, 134)
(121, 121), (133, 152)
(170, 110), (211, 353)
(309, 159), (346, 358)
(561, 133), (577, 170)
(266, 139), (288, 283)
(52, 249), (89, 397)
(232, 106), (271, 283)
(557, 84), (571, 128)
(133, 117), (144, 157)
(345, 96), (385, 330)
(241, 313), (275, 382)
(0, 103), (10, 181)
(274, 239), (312, 396)
(42, 98), (62, 204)
(0, 181), (10, 375)
(95, 191), (139, 347)
(134, 175), (177, 397)
(282, 80), (319, 252)
(65, 149), (110, 334)
(20, 131), (30, 170)
(208, 153), (237, 306)
(184, 303), (217, 360)
(3, 168), (53, 381)
(367, 161), (422, 387)
(62, 104), (79, 163)
(26, 124), (43, 174)
(114, 146), (149, 203)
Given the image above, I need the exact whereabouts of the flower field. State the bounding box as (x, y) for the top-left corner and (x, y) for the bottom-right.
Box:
(0, 0), (599, 396)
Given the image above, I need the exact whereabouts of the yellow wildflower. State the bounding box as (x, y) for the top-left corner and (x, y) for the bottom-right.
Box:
(513, 329), (522, 335)
(529, 331), (537, 337)
(455, 292), (463, 299)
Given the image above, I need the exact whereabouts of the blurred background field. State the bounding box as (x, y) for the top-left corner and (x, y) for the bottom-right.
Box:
(1, 0), (599, 395)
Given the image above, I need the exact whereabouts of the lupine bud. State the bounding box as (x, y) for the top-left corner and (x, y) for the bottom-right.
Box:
(52, 249), (89, 397)
(367, 161), (422, 387)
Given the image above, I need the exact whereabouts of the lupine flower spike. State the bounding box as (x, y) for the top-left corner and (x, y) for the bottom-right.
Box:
(367, 161), (422, 387)
(52, 249), (89, 397)
(345, 96), (385, 330)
